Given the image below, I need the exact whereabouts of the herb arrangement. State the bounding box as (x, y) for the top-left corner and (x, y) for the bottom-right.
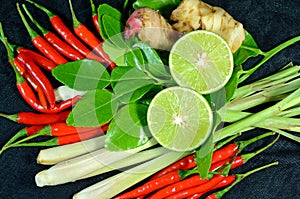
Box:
(0, 0), (299, 198)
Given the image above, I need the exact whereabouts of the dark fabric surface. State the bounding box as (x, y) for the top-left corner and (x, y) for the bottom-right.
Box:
(0, 0), (299, 198)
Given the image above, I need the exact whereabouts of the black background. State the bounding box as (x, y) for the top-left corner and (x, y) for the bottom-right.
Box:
(0, 0), (299, 198)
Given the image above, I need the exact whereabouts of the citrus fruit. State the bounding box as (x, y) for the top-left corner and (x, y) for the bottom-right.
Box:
(147, 86), (213, 151)
(169, 30), (234, 94)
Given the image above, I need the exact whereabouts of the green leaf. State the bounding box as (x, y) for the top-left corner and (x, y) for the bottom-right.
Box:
(103, 40), (127, 66)
(133, 0), (181, 17)
(125, 48), (146, 70)
(105, 103), (151, 151)
(225, 68), (240, 101)
(133, 42), (171, 79)
(67, 89), (119, 127)
(98, 3), (122, 20)
(98, 4), (123, 40)
(233, 30), (263, 66)
(52, 60), (110, 91)
(102, 15), (124, 40)
(138, 85), (163, 105)
(112, 66), (155, 103)
(195, 133), (214, 179)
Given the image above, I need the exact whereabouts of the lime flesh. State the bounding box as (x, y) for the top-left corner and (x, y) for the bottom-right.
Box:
(169, 30), (234, 94)
(147, 87), (213, 151)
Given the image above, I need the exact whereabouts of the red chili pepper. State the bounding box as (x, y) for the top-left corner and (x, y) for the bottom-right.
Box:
(147, 159), (231, 199)
(187, 175), (236, 199)
(17, 52), (56, 109)
(55, 125), (108, 145)
(16, 3), (67, 65)
(36, 86), (48, 108)
(114, 171), (182, 199)
(17, 48), (57, 71)
(1, 125), (107, 154)
(25, 125), (47, 136)
(150, 132), (274, 180)
(27, 0), (106, 63)
(149, 154), (196, 180)
(47, 122), (105, 137)
(13, 57), (48, 108)
(164, 175), (225, 199)
(90, 0), (101, 34)
(13, 59), (38, 89)
(48, 95), (82, 113)
(0, 111), (70, 125)
(0, 35), (57, 72)
(148, 175), (210, 199)
(0, 22), (53, 112)
(22, 4), (84, 61)
(68, 0), (115, 70)
(149, 145), (237, 180)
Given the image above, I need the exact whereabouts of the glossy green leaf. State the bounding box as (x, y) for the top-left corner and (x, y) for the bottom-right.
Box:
(133, 42), (171, 79)
(225, 68), (240, 101)
(102, 40), (127, 66)
(234, 30), (263, 66)
(105, 103), (151, 151)
(98, 3), (123, 40)
(102, 15), (124, 41)
(133, 0), (181, 17)
(67, 89), (119, 127)
(52, 60), (110, 91)
(195, 133), (214, 179)
(125, 48), (145, 70)
(112, 66), (155, 103)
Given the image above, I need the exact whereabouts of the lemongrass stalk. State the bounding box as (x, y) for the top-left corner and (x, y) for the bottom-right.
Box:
(35, 138), (157, 187)
(80, 147), (169, 180)
(215, 88), (300, 142)
(73, 151), (188, 199)
(37, 136), (106, 165)
(238, 35), (300, 83)
(234, 64), (298, 99)
(257, 117), (300, 131)
(222, 106), (300, 123)
(263, 128), (300, 143)
(280, 106), (300, 118)
(226, 77), (300, 111)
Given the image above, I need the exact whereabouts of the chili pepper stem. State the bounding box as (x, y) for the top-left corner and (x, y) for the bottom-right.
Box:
(240, 133), (279, 163)
(0, 127), (48, 155)
(213, 162), (278, 199)
(7, 138), (58, 148)
(8, 126), (50, 147)
(26, 0), (55, 18)
(0, 113), (18, 122)
(68, 0), (81, 28)
(0, 23), (24, 83)
(238, 131), (275, 152)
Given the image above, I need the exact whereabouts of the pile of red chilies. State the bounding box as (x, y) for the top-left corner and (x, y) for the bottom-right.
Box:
(114, 132), (279, 199)
(0, 0), (112, 150)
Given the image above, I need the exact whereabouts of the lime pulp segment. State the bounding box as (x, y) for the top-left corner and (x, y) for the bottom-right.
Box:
(147, 86), (213, 151)
(169, 30), (234, 94)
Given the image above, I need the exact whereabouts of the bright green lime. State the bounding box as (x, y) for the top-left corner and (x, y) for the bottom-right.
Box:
(147, 86), (213, 151)
(169, 30), (234, 94)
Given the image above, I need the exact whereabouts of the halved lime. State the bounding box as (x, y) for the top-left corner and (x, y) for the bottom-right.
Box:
(147, 86), (213, 151)
(169, 30), (234, 94)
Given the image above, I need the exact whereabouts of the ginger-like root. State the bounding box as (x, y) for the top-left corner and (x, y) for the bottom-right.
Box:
(171, 0), (245, 52)
(124, 8), (180, 50)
